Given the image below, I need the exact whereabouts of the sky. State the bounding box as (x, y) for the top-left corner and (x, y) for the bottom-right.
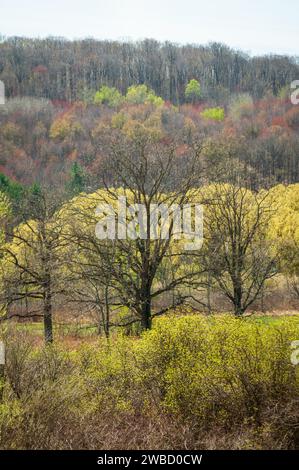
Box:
(1, 0), (298, 56)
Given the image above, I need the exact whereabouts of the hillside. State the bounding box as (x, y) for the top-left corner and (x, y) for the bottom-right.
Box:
(1, 37), (298, 103)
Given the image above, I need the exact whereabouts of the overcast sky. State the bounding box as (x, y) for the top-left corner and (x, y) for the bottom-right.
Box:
(1, 0), (298, 56)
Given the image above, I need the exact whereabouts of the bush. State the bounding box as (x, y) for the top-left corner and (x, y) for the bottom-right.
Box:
(94, 85), (123, 108)
(201, 107), (225, 121)
(135, 316), (299, 428)
(185, 79), (201, 103)
(1, 315), (299, 449)
(125, 85), (164, 106)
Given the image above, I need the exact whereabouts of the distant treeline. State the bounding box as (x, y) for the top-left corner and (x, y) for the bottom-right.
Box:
(0, 37), (298, 103)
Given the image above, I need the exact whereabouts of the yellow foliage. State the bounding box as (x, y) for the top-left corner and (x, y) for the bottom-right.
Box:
(267, 184), (299, 274)
(50, 115), (83, 140)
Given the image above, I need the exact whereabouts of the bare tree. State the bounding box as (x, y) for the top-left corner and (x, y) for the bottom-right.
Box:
(200, 184), (277, 315)
(91, 130), (206, 330)
(63, 218), (119, 338)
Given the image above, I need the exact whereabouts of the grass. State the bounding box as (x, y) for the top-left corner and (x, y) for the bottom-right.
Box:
(10, 310), (299, 347)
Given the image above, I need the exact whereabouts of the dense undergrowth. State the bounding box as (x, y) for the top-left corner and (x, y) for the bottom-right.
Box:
(1, 314), (299, 449)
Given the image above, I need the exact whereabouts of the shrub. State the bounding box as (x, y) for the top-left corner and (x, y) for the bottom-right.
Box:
(201, 107), (225, 121)
(185, 79), (201, 104)
(125, 85), (164, 107)
(94, 85), (123, 108)
(1, 315), (299, 449)
(134, 315), (299, 426)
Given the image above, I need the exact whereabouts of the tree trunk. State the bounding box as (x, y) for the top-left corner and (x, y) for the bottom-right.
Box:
(206, 271), (212, 314)
(43, 288), (53, 343)
(104, 284), (110, 339)
(140, 297), (152, 330)
(233, 278), (243, 316)
(233, 260), (243, 316)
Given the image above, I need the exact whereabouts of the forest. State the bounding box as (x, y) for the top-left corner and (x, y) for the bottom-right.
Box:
(1, 37), (299, 102)
(1, 36), (299, 451)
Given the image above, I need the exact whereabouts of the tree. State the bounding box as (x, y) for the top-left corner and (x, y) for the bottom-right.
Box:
(267, 184), (299, 298)
(201, 107), (225, 121)
(0, 191), (11, 251)
(185, 79), (201, 104)
(60, 192), (120, 338)
(125, 85), (164, 106)
(228, 93), (253, 121)
(0, 173), (24, 214)
(200, 184), (277, 315)
(94, 85), (123, 107)
(67, 162), (87, 196)
(93, 128), (205, 330)
(1, 38), (298, 103)
(0, 187), (67, 343)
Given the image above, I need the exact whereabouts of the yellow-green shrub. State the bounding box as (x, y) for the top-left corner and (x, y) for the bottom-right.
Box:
(134, 315), (299, 425)
(2, 315), (299, 448)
